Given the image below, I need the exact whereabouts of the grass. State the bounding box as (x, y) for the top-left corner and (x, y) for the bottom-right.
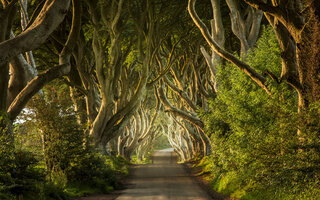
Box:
(0, 155), (130, 200)
(192, 157), (320, 200)
(64, 183), (114, 197)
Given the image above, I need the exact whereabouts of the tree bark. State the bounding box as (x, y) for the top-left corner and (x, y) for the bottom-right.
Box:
(0, 1), (16, 111)
(157, 83), (204, 130)
(226, 0), (263, 54)
(0, 0), (71, 65)
(188, 0), (271, 96)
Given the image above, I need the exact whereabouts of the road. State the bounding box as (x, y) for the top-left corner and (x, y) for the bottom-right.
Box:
(115, 148), (212, 200)
(77, 148), (213, 200)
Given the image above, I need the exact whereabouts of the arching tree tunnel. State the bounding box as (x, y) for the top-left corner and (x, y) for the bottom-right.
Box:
(1, 0), (320, 199)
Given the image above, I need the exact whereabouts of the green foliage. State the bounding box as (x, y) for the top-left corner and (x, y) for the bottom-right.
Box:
(199, 26), (320, 199)
(65, 152), (116, 187)
(21, 82), (129, 198)
(0, 113), (44, 199)
(30, 87), (86, 183)
(64, 155), (129, 197)
(40, 181), (69, 200)
(0, 147), (45, 199)
(151, 134), (171, 151)
(14, 124), (43, 160)
(105, 155), (130, 175)
(0, 114), (14, 199)
(2, 81), (130, 199)
(131, 152), (153, 164)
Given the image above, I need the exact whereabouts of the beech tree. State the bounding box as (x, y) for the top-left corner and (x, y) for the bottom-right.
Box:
(82, 0), (163, 152)
(189, 0), (320, 112)
(0, 0), (77, 136)
(201, 0), (263, 93)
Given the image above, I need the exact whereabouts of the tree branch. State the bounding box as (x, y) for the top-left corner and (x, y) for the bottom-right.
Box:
(0, 0), (71, 65)
(188, 0), (271, 96)
(157, 83), (204, 130)
(62, 78), (88, 96)
(7, 0), (80, 121)
(164, 76), (198, 111)
(243, 0), (281, 15)
(244, 0), (305, 41)
(7, 64), (70, 120)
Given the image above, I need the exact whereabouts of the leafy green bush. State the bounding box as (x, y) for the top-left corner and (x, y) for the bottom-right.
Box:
(9, 150), (44, 195)
(3, 83), (130, 199)
(40, 181), (68, 200)
(0, 113), (46, 199)
(63, 154), (129, 197)
(26, 86), (128, 197)
(105, 155), (130, 175)
(65, 152), (116, 188)
(199, 26), (320, 199)
(0, 148), (45, 199)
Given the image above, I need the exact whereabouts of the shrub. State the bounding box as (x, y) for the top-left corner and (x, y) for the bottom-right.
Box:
(0, 148), (45, 199)
(199, 26), (320, 199)
(65, 152), (117, 188)
(10, 84), (130, 198)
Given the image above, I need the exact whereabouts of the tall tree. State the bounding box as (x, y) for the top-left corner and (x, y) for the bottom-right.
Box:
(189, 0), (320, 112)
(0, 0), (78, 137)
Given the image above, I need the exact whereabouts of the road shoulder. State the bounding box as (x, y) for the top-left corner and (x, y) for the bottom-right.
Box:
(183, 161), (231, 200)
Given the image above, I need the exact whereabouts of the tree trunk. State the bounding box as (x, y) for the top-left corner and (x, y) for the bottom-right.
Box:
(0, 0), (71, 65)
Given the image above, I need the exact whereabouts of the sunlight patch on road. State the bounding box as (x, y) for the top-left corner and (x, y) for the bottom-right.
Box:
(157, 148), (174, 152)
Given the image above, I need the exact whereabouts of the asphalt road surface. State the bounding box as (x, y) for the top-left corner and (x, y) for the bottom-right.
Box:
(114, 148), (212, 200)
(77, 148), (213, 200)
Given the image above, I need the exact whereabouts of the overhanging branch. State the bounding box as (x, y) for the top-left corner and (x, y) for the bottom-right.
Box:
(188, 0), (271, 96)
(7, 64), (70, 120)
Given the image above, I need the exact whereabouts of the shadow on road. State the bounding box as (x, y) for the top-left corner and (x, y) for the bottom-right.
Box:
(76, 148), (215, 200)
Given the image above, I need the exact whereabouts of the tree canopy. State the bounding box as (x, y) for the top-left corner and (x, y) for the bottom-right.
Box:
(1, 0), (320, 199)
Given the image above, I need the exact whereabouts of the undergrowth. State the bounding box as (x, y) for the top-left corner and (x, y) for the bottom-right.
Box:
(197, 26), (320, 200)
